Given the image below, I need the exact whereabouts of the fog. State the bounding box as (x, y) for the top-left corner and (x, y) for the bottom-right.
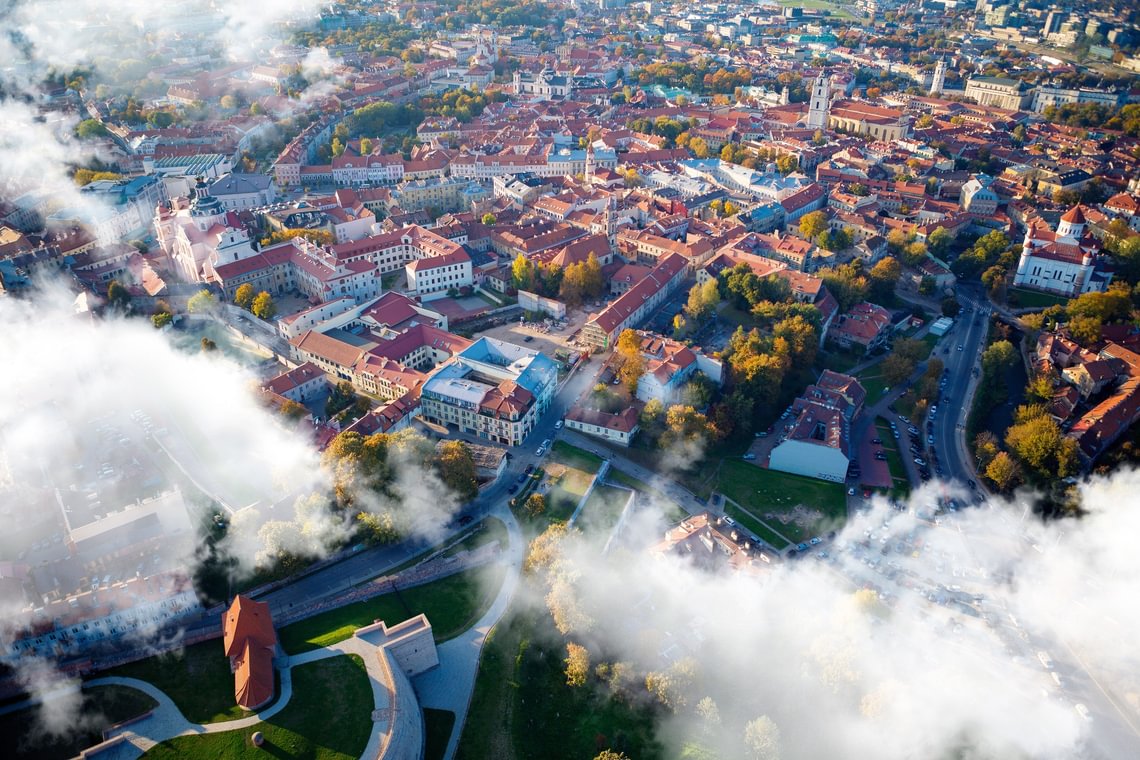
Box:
(524, 476), (1140, 759)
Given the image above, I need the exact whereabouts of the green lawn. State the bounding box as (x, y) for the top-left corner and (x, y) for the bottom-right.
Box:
(424, 709), (456, 760)
(545, 466), (594, 521)
(278, 563), (506, 655)
(715, 460), (847, 542)
(457, 604), (662, 760)
(605, 469), (689, 523)
(576, 484), (632, 536)
(144, 655), (371, 760)
(1008, 287), (1070, 309)
(857, 372), (891, 403)
(722, 500), (792, 551)
(2, 685), (156, 760)
(549, 441), (603, 473)
(443, 517), (508, 558)
(818, 346), (866, 374)
(103, 638), (247, 724)
(776, 0), (857, 19)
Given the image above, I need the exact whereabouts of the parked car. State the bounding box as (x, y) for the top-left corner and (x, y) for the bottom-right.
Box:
(554, 420), (563, 429)
(914, 457), (927, 466)
(743, 453), (756, 461)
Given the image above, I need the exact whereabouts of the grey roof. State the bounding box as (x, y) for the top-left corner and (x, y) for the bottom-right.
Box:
(210, 173), (273, 196)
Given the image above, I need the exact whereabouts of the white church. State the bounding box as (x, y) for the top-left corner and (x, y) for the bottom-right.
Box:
(1013, 205), (1112, 297)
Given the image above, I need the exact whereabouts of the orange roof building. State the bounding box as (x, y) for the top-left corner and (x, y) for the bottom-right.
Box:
(222, 595), (278, 711)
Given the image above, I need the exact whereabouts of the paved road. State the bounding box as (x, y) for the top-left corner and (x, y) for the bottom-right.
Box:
(930, 284), (991, 498)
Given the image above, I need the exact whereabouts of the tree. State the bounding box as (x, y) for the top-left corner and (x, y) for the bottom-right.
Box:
(882, 354), (916, 386)
(234, 283), (256, 309)
(927, 226), (951, 257)
(75, 119), (108, 139)
(722, 200), (739, 217)
(985, 451), (1020, 491)
(974, 431), (1001, 468)
(918, 276), (936, 295)
(744, 715), (782, 760)
(331, 137), (345, 157)
(524, 492), (547, 518)
(775, 154), (798, 175)
(594, 752), (630, 760)
(565, 642), (590, 687)
(1005, 411), (1079, 479)
(1067, 315), (1102, 345)
(799, 210), (829, 241)
(982, 340), (1017, 375)
(941, 297), (961, 317)
(481, 212), (497, 225)
(869, 257), (901, 302)
(200, 337), (217, 352)
(689, 137), (710, 158)
(615, 329), (646, 394)
(187, 289), (217, 314)
(359, 137), (373, 155)
(434, 440), (478, 502)
(512, 255), (535, 292)
(685, 279), (721, 326)
(152, 311), (173, 329)
(280, 399), (307, 421)
(251, 291), (277, 320)
(106, 280), (131, 311)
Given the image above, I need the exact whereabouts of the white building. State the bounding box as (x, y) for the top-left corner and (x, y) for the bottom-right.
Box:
(405, 248), (473, 301)
(1013, 205), (1112, 297)
(960, 174), (999, 215)
(420, 337), (558, 446)
(768, 371), (865, 483)
(806, 72), (831, 130)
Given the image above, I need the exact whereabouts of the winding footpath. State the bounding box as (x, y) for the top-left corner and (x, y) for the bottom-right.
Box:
(12, 506), (524, 760)
(412, 501), (525, 760)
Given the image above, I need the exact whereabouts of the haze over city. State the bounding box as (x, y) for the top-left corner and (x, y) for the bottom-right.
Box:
(2, 1), (1140, 759)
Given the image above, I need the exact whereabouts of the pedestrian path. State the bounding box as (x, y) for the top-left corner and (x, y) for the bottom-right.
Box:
(413, 502), (524, 760)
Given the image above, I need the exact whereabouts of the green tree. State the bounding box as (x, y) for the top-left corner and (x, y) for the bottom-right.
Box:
(799, 209), (829, 241)
(187, 289), (217, 314)
(106, 279), (131, 311)
(75, 119), (108, 139)
(869, 257), (901, 302)
(359, 137), (373, 155)
(151, 311), (173, 329)
(234, 283), (256, 309)
(251, 291), (277, 320)
(481, 212), (497, 225)
(927, 226), (951, 257)
(1067, 315), (1102, 345)
(1005, 412), (1079, 479)
(434, 440), (478, 502)
(512, 255), (535, 291)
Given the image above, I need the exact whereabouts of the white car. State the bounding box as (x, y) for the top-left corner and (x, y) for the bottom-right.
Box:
(536, 446), (546, 457)
(554, 420), (563, 430)
(1075, 703), (1091, 721)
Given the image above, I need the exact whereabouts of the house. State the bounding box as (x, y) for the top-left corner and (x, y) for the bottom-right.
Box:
(633, 333), (722, 404)
(828, 302), (892, 351)
(209, 173), (277, 210)
(263, 362), (328, 402)
(649, 512), (777, 570)
(1062, 359), (1118, 400)
(768, 371), (866, 483)
(564, 405), (641, 447)
(581, 253), (688, 349)
(222, 595), (278, 711)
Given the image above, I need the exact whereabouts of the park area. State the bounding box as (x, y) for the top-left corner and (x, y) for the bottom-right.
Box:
(2, 685), (157, 760)
(457, 606), (661, 760)
(278, 563), (506, 654)
(714, 460), (847, 544)
(142, 655), (372, 760)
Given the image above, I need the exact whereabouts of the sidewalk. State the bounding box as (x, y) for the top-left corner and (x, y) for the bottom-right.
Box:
(413, 502), (524, 760)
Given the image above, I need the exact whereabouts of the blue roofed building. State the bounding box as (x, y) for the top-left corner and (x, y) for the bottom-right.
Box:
(420, 337), (558, 446)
